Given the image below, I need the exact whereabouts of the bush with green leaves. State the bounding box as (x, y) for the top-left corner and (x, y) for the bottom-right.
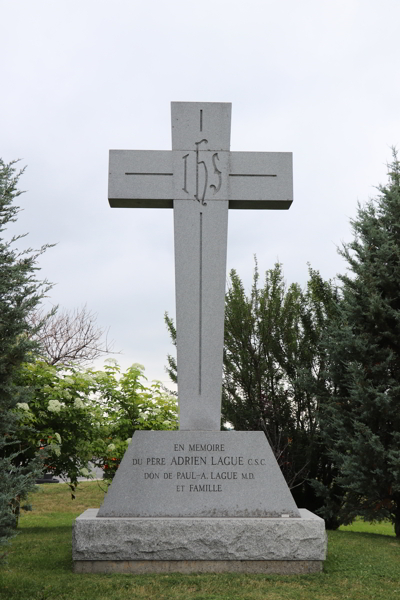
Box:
(15, 360), (178, 487)
(90, 361), (178, 480)
(14, 361), (103, 493)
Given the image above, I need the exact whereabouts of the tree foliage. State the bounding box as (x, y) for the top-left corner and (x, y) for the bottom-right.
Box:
(15, 361), (178, 489)
(166, 261), (340, 522)
(222, 262), (341, 522)
(319, 150), (400, 536)
(89, 361), (178, 481)
(0, 160), (50, 560)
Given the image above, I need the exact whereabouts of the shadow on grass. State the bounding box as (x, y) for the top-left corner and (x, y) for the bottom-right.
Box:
(351, 532), (398, 542)
(334, 529), (399, 543)
(17, 525), (73, 536)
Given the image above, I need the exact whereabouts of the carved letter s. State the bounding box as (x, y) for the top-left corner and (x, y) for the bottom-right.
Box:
(210, 152), (222, 195)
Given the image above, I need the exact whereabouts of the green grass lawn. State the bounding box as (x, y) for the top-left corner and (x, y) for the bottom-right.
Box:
(0, 482), (399, 600)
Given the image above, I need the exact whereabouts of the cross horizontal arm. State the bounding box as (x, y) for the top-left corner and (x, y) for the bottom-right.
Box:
(109, 150), (174, 208)
(228, 152), (293, 209)
(108, 150), (293, 210)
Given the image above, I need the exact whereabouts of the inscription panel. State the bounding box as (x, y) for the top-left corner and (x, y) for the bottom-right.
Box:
(98, 431), (300, 518)
(173, 150), (229, 202)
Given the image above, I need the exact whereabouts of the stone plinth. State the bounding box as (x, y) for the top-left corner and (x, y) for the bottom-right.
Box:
(74, 560), (323, 575)
(73, 509), (326, 574)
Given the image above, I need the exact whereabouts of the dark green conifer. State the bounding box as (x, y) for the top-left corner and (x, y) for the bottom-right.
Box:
(0, 160), (50, 561)
(321, 150), (400, 536)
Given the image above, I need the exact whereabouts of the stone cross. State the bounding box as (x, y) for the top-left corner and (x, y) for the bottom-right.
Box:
(109, 102), (293, 431)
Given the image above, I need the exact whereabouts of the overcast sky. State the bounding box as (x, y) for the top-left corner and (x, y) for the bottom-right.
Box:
(2, 0), (400, 385)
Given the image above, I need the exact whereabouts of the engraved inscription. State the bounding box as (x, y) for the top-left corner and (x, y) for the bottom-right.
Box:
(199, 212), (203, 395)
(210, 153), (222, 194)
(125, 172), (173, 176)
(136, 442), (267, 494)
(229, 173), (276, 177)
(195, 139), (208, 205)
(144, 472), (159, 479)
(189, 484), (222, 492)
(171, 456), (207, 466)
(188, 443), (225, 451)
(178, 146), (226, 202)
(182, 154), (189, 193)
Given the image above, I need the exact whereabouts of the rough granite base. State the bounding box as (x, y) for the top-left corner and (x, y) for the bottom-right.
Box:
(74, 559), (323, 574)
(73, 509), (326, 574)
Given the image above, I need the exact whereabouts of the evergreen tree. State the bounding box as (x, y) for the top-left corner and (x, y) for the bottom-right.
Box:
(166, 261), (340, 524)
(321, 150), (400, 536)
(222, 262), (340, 520)
(222, 262), (308, 487)
(0, 159), (50, 561)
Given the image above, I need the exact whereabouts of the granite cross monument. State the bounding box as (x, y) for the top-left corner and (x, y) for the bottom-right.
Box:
(72, 102), (326, 574)
(108, 102), (292, 430)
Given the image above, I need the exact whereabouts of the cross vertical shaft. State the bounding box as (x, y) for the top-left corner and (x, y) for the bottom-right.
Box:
(174, 200), (228, 430)
(171, 103), (231, 430)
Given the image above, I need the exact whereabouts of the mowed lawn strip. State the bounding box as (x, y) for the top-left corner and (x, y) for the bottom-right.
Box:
(0, 482), (399, 600)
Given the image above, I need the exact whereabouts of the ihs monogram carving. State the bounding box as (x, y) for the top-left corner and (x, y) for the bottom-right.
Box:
(181, 139), (223, 206)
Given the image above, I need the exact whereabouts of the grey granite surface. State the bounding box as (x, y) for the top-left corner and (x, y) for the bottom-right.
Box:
(74, 509), (326, 562)
(97, 431), (300, 518)
(74, 560), (323, 574)
(108, 102), (293, 430)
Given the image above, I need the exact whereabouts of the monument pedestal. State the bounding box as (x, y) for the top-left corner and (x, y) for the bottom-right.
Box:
(72, 431), (326, 573)
(73, 509), (326, 574)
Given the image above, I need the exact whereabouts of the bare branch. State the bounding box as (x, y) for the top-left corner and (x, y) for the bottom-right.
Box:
(29, 305), (119, 366)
